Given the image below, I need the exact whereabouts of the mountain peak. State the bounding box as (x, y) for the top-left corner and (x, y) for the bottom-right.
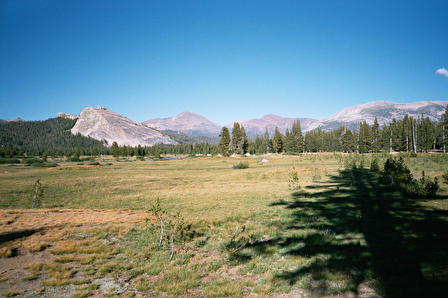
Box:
(261, 114), (283, 120)
(71, 107), (176, 146)
(317, 100), (448, 131)
(143, 111), (221, 136)
(178, 110), (194, 115)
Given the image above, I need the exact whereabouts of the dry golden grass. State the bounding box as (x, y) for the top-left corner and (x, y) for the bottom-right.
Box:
(0, 154), (447, 297)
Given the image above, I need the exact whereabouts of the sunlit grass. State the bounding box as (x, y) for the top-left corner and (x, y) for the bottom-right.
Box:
(1, 154), (448, 296)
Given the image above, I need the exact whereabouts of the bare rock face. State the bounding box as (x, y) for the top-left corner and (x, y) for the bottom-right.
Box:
(312, 100), (448, 131)
(227, 114), (319, 135)
(57, 112), (78, 120)
(71, 107), (177, 146)
(143, 111), (221, 136)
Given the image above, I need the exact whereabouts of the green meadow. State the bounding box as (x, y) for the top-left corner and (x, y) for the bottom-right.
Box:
(0, 154), (448, 297)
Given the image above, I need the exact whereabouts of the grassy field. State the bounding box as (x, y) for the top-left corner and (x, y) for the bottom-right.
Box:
(0, 153), (448, 297)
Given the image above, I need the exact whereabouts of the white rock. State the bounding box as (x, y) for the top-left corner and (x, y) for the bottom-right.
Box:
(71, 107), (177, 147)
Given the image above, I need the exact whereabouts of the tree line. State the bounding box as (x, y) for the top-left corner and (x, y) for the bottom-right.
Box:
(216, 106), (448, 155)
(1, 106), (448, 158)
(0, 118), (108, 158)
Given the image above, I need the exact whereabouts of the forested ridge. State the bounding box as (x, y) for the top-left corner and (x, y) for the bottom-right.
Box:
(0, 118), (107, 157)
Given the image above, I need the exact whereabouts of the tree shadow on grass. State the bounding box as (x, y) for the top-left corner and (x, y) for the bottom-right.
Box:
(0, 229), (42, 245)
(246, 168), (448, 297)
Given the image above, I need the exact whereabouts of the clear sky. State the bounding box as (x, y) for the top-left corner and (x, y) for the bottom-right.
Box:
(1, 0), (447, 125)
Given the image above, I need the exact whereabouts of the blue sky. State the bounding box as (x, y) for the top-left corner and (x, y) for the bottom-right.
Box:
(1, 0), (447, 125)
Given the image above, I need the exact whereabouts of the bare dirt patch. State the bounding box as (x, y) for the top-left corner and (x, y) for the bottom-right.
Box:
(0, 209), (149, 297)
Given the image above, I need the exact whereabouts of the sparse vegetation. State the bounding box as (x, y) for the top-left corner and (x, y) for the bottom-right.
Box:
(31, 179), (44, 208)
(233, 161), (249, 169)
(0, 154), (447, 297)
(289, 167), (300, 190)
(382, 157), (439, 197)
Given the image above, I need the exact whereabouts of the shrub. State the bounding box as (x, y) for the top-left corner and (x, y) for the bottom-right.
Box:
(233, 162), (249, 169)
(381, 157), (413, 185)
(442, 171), (448, 184)
(23, 157), (43, 165)
(370, 158), (380, 172)
(416, 172), (439, 197)
(381, 158), (439, 197)
(31, 180), (44, 208)
(0, 158), (20, 164)
(88, 161), (101, 166)
(289, 167), (300, 190)
(31, 162), (58, 168)
(66, 156), (81, 162)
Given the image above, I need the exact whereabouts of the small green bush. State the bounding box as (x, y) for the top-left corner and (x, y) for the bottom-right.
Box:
(418, 175), (439, 197)
(442, 171), (448, 184)
(30, 162), (58, 168)
(66, 156), (81, 162)
(370, 158), (380, 172)
(381, 157), (438, 197)
(381, 157), (413, 185)
(233, 162), (249, 169)
(23, 157), (43, 165)
(0, 158), (20, 164)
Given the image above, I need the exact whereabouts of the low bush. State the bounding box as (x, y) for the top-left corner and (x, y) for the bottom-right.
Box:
(381, 157), (438, 197)
(284, 151), (302, 156)
(88, 161), (101, 166)
(0, 158), (20, 164)
(442, 171), (448, 184)
(381, 157), (413, 185)
(23, 157), (43, 165)
(233, 162), (249, 169)
(30, 162), (58, 168)
(370, 158), (380, 172)
(66, 156), (81, 162)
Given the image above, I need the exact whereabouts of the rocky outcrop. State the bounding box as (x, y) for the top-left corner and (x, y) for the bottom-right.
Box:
(71, 107), (177, 146)
(57, 112), (78, 120)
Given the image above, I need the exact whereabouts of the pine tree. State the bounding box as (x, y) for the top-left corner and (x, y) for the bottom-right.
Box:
(111, 142), (120, 158)
(284, 128), (293, 152)
(358, 121), (371, 153)
(272, 127), (284, 153)
(291, 120), (304, 153)
(263, 128), (272, 153)
(240, 125), (248, 154)
(442, 105), (448, 152)
(218, 127), (231, 156)
(231, 122), (242, 154)
(371, 117), (380, 153)
(342, 128), (355, 153)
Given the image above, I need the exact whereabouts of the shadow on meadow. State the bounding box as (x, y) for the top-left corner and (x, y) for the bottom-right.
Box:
(246, 168), (448, 297)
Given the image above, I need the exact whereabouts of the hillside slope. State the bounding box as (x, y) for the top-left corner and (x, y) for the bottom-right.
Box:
(71, 107), (177, 146)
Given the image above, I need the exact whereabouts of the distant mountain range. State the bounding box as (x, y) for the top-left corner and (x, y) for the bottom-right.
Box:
(142, 111), (320, 136)
(0, 117), (24, 123)
(312, 100), (448, 131)
(226, 114), (319, 135)
(142, 100), (447, 135)
(3, 100), (447, 147)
